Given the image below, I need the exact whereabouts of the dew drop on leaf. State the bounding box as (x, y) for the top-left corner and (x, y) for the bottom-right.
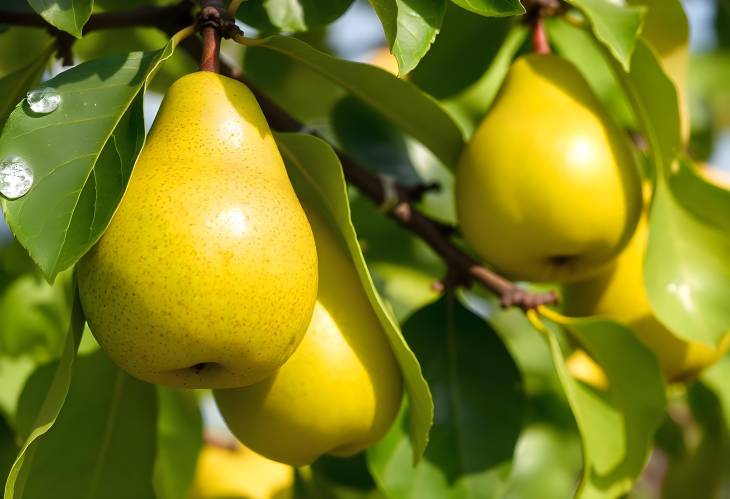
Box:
(0, 157), (34, 199)
(26, 87), (61, 114)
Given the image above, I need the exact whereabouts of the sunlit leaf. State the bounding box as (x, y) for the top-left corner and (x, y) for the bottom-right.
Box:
(0, 41), (178, 281)
(538, 313), (666, 499)
(565, 0), (645, 70)
(367, 0), (447, 74)
(27, 0), (93, 38)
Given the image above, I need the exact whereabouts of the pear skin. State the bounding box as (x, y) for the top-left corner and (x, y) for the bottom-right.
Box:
(77, 72), (318, 389)
(188, 443), (293, 499)
(455, 54), (642, 283)
(563, 215), (730, 383)
(214, 205), (403, 466)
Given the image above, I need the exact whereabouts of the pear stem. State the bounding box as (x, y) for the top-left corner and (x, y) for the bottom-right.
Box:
(198, 0), (226, 72)
(532, 17), (551, 54)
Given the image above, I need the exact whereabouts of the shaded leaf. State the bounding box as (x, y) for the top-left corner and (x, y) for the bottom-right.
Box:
(235, 0), (354, 32)
(0, 41), (178, 281)
(274, 132), (433, 461)
(367, 0), (447, 74)
(27, 0), (93, 38)
(154, 388), (203, 499)
(0, 46), (53, 129)
(14, 349), (157, 499)
(565, 0), (645, 70)
(538, 312), (666, 499)
(368, 295), (524, 498)
(4, 286), (84, 499)
(243, 35), (465, 167)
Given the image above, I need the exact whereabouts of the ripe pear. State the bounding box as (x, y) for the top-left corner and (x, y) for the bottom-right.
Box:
(214, 205), (403, 466)
(77, 72), (318, 389)
(562, 213), (730, 383)
(565, 349), (608, 390)
(188, 443), (293, 499)
(455, 54), (642, 283)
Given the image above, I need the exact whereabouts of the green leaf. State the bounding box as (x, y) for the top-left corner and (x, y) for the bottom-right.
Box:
(644, 163), (730, 347)
(440, 23), (528, 138)
(235, 0), (354, 32)
(0, 42), (178, 281)
(0, 414), (18, 487)
(367, 0), (447, 74)
(547, 18), (634, 128)
(0, 28), (54, 77)
(244, 35), (465, 167)
(0, 272), (71, 361)
(154, 388), (203, 499)
(449, 0), (523, 17)
(701, 354), (730, 433)
(4, 285), (84, 499)
(274, 132), (433, 461)
(541, 314), (666, 499)
(565, 0), (646, 70)
(27, 0), (93, 38)
(0, 45), (53, 129)
(409, 6), (513, 100)
(368, 295), (524, 498)
(606, 40), (730, 347)
(13, 349), (158, 499)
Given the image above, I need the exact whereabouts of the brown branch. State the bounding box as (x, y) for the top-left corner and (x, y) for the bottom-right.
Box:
(0, 4), (559, 311)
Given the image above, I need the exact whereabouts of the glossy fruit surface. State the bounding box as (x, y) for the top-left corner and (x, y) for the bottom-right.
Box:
(455, 54), (642, 283)
(78, 71), (318, 388)
(215, 205), (403, 466)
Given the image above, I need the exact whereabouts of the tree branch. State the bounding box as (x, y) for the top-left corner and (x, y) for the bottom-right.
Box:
(0, 3), (558, 311)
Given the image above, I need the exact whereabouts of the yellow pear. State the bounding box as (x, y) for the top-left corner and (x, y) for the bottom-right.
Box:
(369, 46), (399, 76)
(188, 443), (293, 499)
(562, 214), (730, 383)
(565, 349), (608, 390)
(214, 205), (403, 466)
(455, 54), (642, 283)
(77, 72), (318, 389)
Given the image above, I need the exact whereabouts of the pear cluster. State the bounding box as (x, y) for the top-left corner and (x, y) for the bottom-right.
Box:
(456, 54), (727, 382)
(77, 72), (403, 466)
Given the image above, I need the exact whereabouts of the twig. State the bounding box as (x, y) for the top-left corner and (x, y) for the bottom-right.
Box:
(0, 3), (559, 311)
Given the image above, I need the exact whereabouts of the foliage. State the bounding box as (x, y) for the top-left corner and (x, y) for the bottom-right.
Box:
(0, 0), (729, 498)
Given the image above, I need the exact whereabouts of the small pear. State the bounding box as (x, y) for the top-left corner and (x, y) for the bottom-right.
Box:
(214, 205), (403, 466)
(563, 213), (730, 383)
(77, 72), (318, 389)
(455, 54), (642, 283)
(188, 443), (293, 499)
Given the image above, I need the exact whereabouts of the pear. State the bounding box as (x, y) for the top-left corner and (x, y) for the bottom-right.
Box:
(214, 205), (403, 466)
(188, 443), (293, 499)
(455, 54), (642, 283)
(77, 72), (318, 389)
(563, 213), (730, 383)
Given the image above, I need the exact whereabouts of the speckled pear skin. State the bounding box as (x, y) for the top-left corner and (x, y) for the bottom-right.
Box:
(214, 205), (403, 466)
(77, 72), (318, 389)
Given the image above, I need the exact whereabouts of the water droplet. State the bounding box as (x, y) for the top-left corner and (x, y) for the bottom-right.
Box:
(0, 157), (34, 199)
(26, 87), (61, 114)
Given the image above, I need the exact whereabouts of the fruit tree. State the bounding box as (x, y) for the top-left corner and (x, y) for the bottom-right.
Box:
(0, 0), (729, 498)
